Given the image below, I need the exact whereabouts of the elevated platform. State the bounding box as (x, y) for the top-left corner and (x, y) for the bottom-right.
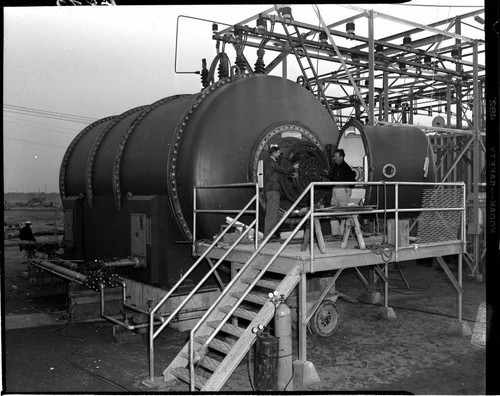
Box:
(196, 236), (464, 274)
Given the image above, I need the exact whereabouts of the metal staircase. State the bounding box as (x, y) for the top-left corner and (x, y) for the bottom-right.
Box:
(143, 182), (316, 391)
(163, 259), (302, 391)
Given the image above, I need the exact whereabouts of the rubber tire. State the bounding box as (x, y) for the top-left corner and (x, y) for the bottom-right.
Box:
(309, 300), (340, 337)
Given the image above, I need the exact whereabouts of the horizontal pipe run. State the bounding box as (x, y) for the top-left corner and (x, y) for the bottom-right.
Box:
(49, 258), (80, 270)
(101, 258), (139, 268)
(29, 262), (85, 285)
(31, 259), (88, 284)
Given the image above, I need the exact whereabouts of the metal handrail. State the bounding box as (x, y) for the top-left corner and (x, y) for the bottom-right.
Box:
(188, 182), (315, 391)
(147, 183), (259, 383)
(187, 179), (466, 391)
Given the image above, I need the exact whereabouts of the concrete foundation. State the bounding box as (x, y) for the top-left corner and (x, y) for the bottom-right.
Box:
(447, 320), (472, 337)
(293, 360), (321, 387)
(379, 306), (397, 319)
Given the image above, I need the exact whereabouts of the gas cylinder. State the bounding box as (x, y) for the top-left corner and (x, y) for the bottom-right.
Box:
(274, 294), (293, 391)
(253, 331), (279, 391)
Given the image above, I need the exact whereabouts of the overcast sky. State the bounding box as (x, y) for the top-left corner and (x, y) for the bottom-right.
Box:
(3, 2), (485, 193)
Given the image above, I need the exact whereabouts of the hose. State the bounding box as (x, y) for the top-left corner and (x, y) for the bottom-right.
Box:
(52, 324), (131, 392)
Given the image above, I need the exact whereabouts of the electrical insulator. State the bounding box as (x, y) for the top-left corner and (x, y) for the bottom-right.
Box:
(346, 21), (355, 39)
(319, 31), (328, 44)
(256, 17), (266, 33)
(234, 26), (243, 39)
(403, 36), (411, 48)
(235, 53), (246, 74)
(254, 48), (265, 74)
(212, 23), (218, 33)
(451, 48), (460, 59)
(218, 61), (228, 79)
(277, 4), (292, 19)
(200, 58), (209, 88)
(424, 55), (432, 66)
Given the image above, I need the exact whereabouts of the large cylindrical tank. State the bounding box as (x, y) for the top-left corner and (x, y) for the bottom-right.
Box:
(336, 119), (436, 212)
(59, 75), (339, 285)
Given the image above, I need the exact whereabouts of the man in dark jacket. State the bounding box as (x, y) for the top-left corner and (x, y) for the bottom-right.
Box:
(327, 149), (356, 235)
(263, 144), (299, 238)
(19, 221), (36, 262)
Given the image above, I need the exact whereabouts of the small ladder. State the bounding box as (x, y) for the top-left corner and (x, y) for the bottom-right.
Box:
(281, 23), (336, 119)
(162, 258), (302, 391)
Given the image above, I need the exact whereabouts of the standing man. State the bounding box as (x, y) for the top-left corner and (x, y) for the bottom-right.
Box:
(263, 144), (299, 239)
(327, 149), (356, 235)
(19, 220), (36, 262)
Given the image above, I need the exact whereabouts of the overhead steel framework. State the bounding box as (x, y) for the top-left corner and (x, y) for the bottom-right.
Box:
(199, 4), (486, 278)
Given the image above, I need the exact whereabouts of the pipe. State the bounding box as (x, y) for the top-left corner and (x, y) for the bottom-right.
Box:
(49, 258), (80, 270)
(31, 259), (88, 284)
(102, 257), (141, 268)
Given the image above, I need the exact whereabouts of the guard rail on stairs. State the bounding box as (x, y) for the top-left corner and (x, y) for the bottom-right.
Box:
(145, 183), (260, 384)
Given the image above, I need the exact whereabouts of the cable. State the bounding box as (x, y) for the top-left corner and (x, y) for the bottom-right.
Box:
(51, 324), (132, 392)
(357, 300), (476, 323)
(3, 104), (97, 123)
(4, 135), (69, 149)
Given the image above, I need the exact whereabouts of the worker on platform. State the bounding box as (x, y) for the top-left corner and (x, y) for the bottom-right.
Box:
(263, 144), (299, 239)
(19, 220), (36, 263)
(326, 149), (356, 236)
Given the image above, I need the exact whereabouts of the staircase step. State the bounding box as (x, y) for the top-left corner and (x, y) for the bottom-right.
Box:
(207, 321), (245, 338)
(219, 305), (257, 321)
(181, 352), (221, 373)
(170, 367), (208, 390)
(231, 291), (268, 305)
(195, 335), (232, 355)
(241, 277), (281, 290)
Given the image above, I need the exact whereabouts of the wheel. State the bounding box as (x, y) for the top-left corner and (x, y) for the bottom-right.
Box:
(309, 300), (340, 337)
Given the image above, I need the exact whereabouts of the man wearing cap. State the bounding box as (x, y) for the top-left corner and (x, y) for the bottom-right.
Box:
(19, 221), (36, 262)
(263, 144), (299, 239)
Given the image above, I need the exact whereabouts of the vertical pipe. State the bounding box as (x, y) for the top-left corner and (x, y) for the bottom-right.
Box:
(368, 10), (375, 126)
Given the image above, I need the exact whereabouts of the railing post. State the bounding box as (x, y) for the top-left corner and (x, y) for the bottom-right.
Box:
(193, 186), (197, 256)
(310, 183), (315, 263)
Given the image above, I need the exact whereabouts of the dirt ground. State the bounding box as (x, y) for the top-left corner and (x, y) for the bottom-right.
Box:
(1, 206), (491, 394)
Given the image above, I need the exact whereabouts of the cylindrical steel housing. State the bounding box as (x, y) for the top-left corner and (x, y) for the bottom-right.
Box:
(337, 119), (436, 212)
(59, 75), (339, 285)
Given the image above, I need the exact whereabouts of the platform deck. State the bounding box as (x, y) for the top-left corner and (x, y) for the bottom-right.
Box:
(197, 236), (464, 274)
